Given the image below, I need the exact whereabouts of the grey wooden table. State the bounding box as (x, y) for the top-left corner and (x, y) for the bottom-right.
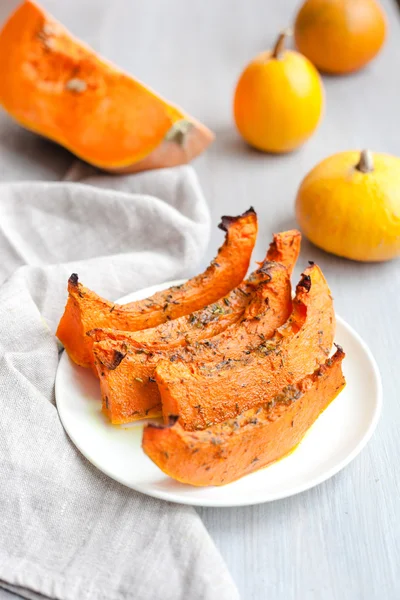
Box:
(1, 1), (399, 599)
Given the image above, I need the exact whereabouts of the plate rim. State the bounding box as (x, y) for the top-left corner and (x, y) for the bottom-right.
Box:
(56, 280), (383, 507)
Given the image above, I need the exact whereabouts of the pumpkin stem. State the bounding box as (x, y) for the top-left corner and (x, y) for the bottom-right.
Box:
(356, 149), (374, 173)
(272, 28), (292, 59)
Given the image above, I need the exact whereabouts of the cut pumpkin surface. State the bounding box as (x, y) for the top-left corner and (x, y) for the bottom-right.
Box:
(56, 208), (258, 369)
(142, 348), (345, 486)
(0, 1), (214, 171)
(156, 263), (335, 430)
(93, 260), (292, 424)
(88, 229), (301, 352)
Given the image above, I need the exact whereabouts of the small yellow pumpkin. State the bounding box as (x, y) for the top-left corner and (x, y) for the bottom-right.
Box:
(295, 150), (400, 262)
(233, 31), (324, 154)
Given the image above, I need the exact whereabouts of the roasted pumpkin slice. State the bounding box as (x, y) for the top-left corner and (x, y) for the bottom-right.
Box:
(88, 262), (271, 351)
(143, 348), (345, 486)
(56, 208), (258, 369)
(88, 229), (301, 352)
(156, 263), (335, 430)
(0, 1), (214, 172)
(94, 261), (292, 424)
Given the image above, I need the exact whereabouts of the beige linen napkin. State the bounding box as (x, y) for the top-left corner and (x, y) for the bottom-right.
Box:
(0, 164), (240, 600)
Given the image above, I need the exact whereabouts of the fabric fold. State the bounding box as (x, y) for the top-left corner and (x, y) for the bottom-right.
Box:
(0, 165), (239, 600)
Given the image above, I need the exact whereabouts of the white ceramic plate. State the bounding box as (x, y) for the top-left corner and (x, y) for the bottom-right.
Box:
(56, 279), (382, 507)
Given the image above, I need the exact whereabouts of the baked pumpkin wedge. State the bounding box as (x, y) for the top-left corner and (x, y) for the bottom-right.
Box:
(142, 348), (345, 486)
(0, 1), (214, 172)
(156, 263), (335, 430)
(88, 229), (301, 352)
(94, 260), (292, 423)
(88, 261), (276, 351)
(56, 208), (258, 369)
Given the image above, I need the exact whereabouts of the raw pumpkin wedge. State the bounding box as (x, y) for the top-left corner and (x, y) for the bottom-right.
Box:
(56, 208), (258, 369)
(142, 347), (345, 486)
(88, 229), (301, 352)
(94, 260), (292, 424)
(0, 1), (214, 172)
(156, 263), (335, 430)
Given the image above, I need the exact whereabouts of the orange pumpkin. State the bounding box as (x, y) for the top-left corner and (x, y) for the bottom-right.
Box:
(233, 31), (324, 153)
(0, 1), (214, 172)
(294, 0), (387, 75)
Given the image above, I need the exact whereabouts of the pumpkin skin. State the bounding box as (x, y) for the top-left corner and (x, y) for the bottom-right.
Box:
(296, 150), (400, 262)
(294, 0), (387, 75)
(0, 1), (214, 171)
(56, 209), (258, 369)
(156, 264), (335, 430)
(142, 348), (345, 487)
(93, 261), (293, 424)
(233, 32), (324, 153)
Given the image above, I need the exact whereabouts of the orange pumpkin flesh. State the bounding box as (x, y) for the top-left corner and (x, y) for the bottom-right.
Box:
(156, 264), (335, 430)
(56, 209), (258, 369)
(142, 348), (345, 486)
(0, 1), (214, 171)
(93, 261), (292, 423)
